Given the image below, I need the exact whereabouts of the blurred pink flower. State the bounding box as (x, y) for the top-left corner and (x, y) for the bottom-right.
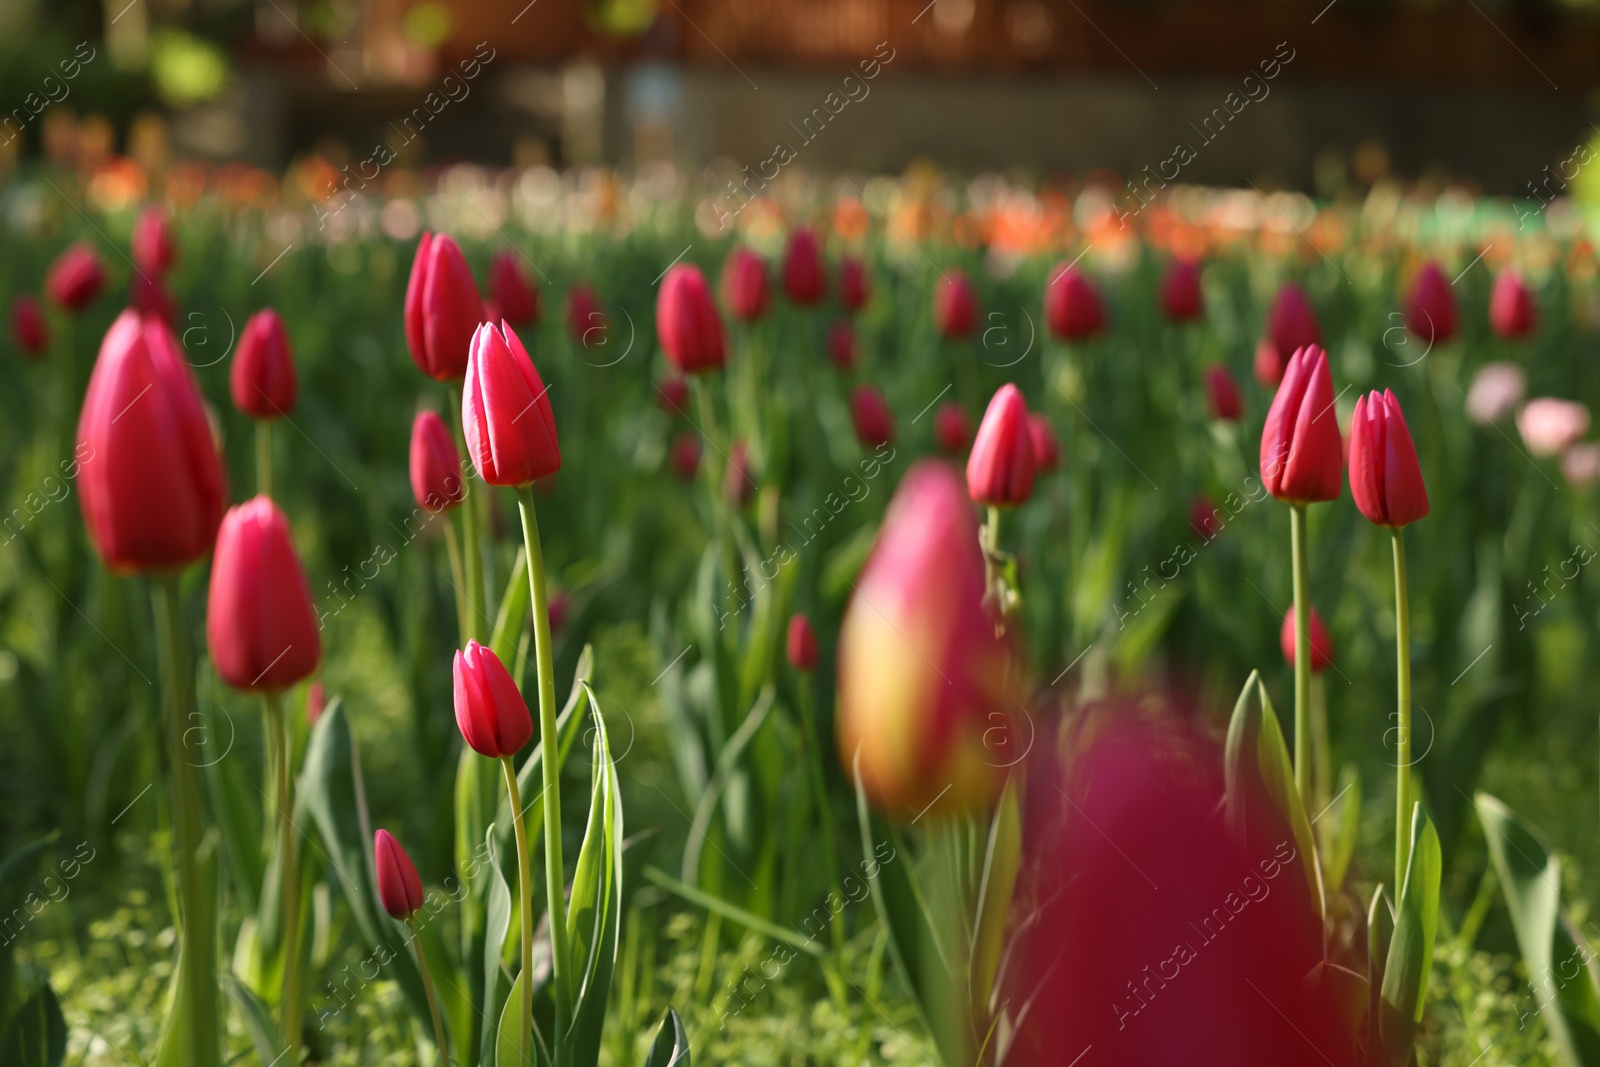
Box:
(1517, 398), (1590, 457)
(1464, 362), (1525, 425)
(1563, 442), (1600, 488)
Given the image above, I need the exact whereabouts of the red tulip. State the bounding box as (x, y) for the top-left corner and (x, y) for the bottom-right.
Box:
(566, 284), (607, 349)
(462, 320), (560, 488)
(670, 433), (702, 480)
(724, 439), (754, 507)
(1190, 494), (1222, 540)
(1259, 345), (1342, 504)
(11, 296), (46, 357)
(837, 461), (1017, 818)
(547, 591), (569, 637)
(131, 273), (177, 327)
(1028, 413), (1060, 473)
(967, 383), (1035, 507)
(838, 256), (871, 313)
(657, 265), (726, 374)
(850, 385), (893, 448)
(77, 310), (227, 572)
(409, 410), (466, 513)
(1348, 389), (1428, 528)
(781, 227), (826, 306)
(132, 206), (176, 276)
(404, 232), (482, 381)
(721, 246), (771, 322)
(1159, 257), (1203, 323)
(306, 681), (326, 727)
(827, 321), (857, 372)
(655, 375), (689, 413)
(1046, 265), (1105, 340)
(1265, 283), (1320, 370)
(935, 402), (971, 455)
(1203, 364), (1243, 421)
(46, 242), (106, 313)
(489, 251), (539, 328)
(1280, 607), (1334, 673)
(1405, 260), (1457, 347)
(375, 829), (425, 920)
(453, 639), (533, 759)
(206, 496), (322, 692)
(787, 613), (819, 672)
(1253, 338), (1286, 388)
(231, 308), (296, 419)
(933, 271), (978, 339)
(1489, 269), (1536, 340)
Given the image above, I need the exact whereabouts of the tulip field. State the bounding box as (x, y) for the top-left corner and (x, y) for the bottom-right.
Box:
(4, 163), (1600, 1067)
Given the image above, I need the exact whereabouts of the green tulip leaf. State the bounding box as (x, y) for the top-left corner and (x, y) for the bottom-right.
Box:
(481, 826), (514, 1067)
(1367, 883), (1393, 1065)
(970, 775), (1022, 1017)
(1318, 764), (1361, 896)
(1380, 803), (1440, 1067)
(491, 546), (530, 675)
(222, 973), (280, 1067)
(854, 749), (937, 1018)
(642, 1006), (691, 1067)
(0, 980), (66, 1067)
(564, 685), (623, 1067)
(496, 969), (532, 1067)
(0, 835), (56, 1013)
(682, 685), (774, 885)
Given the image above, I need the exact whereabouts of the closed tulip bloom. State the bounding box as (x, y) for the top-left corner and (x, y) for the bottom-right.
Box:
(1204, 364), (1243, 421)
(724, 439), (754, 507)
(131, 273), (177, 327)
(11, 296), (46, 356)
(375, 829), (425, 920)
(839, 255), (871, 313)
(827, 321), (857, 371)
(934, 271), (979, 339)
(1028, 413), (1060, 473)
(967, 383), (1036, 507)
(935, 402), (971, 455)
(409, 410), (466, 513)
(567, 284), (607, 348)
(132, 206), (176, 276)
(489, 251), (539, 328)
(670, 433), (702, 480)
(77, 310), (227, 572)
(781, 227), (826, 306)
(462, 320), (560, 487)
(1266, 283), (1320, 368)
(658, 265), (726, 373)
(404, 232), (482, 381)
(655, 374), (689, 413)
(47, 242), (107, 313)
(786, 613), (819, 672)
(1405, 260), (1457, 346)
(838, 461), (1016, 818)
(1159, 257), (1203, 323)
(850, 385), (893, 448)
(1516, 397), (1590, 457)
(206, 496), (322, 692)
(1045, 264), (1105, 341)
(1280, 606), (1334, 673)
(1348, 389), (1429, 528)
(231, 308), (296, 419)
(1259, 345), (1342, 504)
(721, 246), (771, 321)
(454, 640), (533, 758)
(1489, 269), (1536, 339)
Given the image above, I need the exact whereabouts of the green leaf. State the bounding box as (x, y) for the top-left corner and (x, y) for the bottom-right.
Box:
(0, 981), (66, 1067)
(853, 749), (936, 1015)
(1381, 804), (1441, 1067)
(491, 547), (531, 671)
(0, 835), (56, 1013)
(1476, 793), (1600, 1067)
(970, 776), (1021, 1018)
(496, 970), (532, 1067)
(681, 685), (774, 884)
(222, 974), (280, 1067)
(564, 687), (624, 1067)
(481, 826), (513, 1067)
(820, 523), (877, 604)
(1318, 765), (1361, 896)
(1367, 883), (1392, 1063)
(199, 687), (263, 914)
(641, 867), (823, 957)
(494, 645), (595, 860)
(642, 1006), (690, 1067)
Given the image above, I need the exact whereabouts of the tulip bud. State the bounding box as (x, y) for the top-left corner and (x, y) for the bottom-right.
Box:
(206, 496), (322, 692)
(1489, 269), (1537, 340)
(231, 308), (297, 420)
(567, 284), (607, 349)
(725, 439), (754, 507)
(47, 242), (106, 313)
(489, 251), (539, 328)
(1190, 494), (1222, 540)
(1465, 362), (1525, 425)
(375, 829), (425, 920)
(131, 273), (177, 327)
(462, 320), (560, 488)
(838, 256), (871, 313)
(781, 227), (826, 306)
(1203, 364), (1243, 422)
(11, 296), (46, 357)
(404, 232), (482, 381)
(77, 310), (227, 572)
(453, 639), (533, 759)
(1259, 345), (1342, 504)
(1516, 397), (1590, 457)
(656, 375), (689, 413)
(827, 321), (857, 372)
(306, 681), (326, 727)
(1045, 265), (1105, 341)
(838, 461), (1016, 818)
(1028, 413), (1060, 473)
(1348, 389), (1428, 528)
(1404, 260), (1457, 347)
(721, 246), (771, 322)
(933, 271), (978, 339)
(1280, 607), (1333, 673)
(132, 206), (176, 276)
(670, 433), (702, 480)
(1265, 284), (1320, 370)
(850, 385), (893, 448)
(1159, 257), (1203, 323)
(935, 402), (970, 455)
(409, 410), (466, 513)
(786, 613), (819, 672)
(967, 383), (1036, 507)
(658, 265), (726, 374)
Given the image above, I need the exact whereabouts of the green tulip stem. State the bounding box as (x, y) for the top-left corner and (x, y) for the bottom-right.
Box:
(499, 755), (537, 1061)
(1392, 527), (1413, 890)
(151, 573), (220, 1067)
(516, 486), (571, 1043)
(795, 679), (845, 951)
(255, 420), (273, 499)
(408, 914), (450, 1067)
(450, 383), (485, 643)
(1290, 503), (1312, 805)
(264, 689), (302, 1062)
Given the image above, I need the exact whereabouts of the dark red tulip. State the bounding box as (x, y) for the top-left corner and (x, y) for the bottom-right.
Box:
(967, 383), (1035, 507)
(1159, 257), (1203, 323)
(131, 273), (177, 327)
(1028, 413), (1060, 473)
(307, 681), (326, 727)
(657, 265), (726, 374)
(933, 271), (979, 339)
(404, 232), (482, 381)
(1348, 389), (1428, 528)
(547, 591), (569, 637)
(1280, 607), (1334, 672)
(489, 251), (539, 328)
(1489, 269), (1536, 340)
(935, 402), (971, 455)
(724, 439), (754, 507)
(132, 206), (176, 276)
(827, 321), (857, 372)
(1259, 345), (1342, 504)
(781, 227), (826, 306)
(409, 410), (466, 513)
(462, 321), (560, 488)
(1405, 260), (1457, 347)
(1190, 494), (1222, 540)
(11, 296), (46, 357)
(670, 433), (702, 480)
(375, 829), (425, 920)
(656, 375), (689, 413)
(206, 496), (322, 693)
(850, 385), (893, 448)
(77, 310), (227, 573)
(1046, 264), (1105, 340)
(839, 256), (871, 313)
(1203, 364), (1243, 422)
(46, 242), (106, 313)
(231, 309), (296, 419)
(453, 639), (533, 759)
(1265, 283), (1320, 369)
(721, 246), (771, 322)
(786, 613), (819, 672)
(566, 284), (607, 349)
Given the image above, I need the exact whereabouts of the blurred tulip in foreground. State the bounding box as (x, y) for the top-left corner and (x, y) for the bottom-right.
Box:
(231, 308), (297, 419)
(722, 245), (771, 321)
(967, 383), (1035, 507)
(782, 227), (826, 306)
(47, 242), (106, 313)
(1348, 389), (1429, 527)
(658, 265), (726, 373)
(850, 385), (893, 448)
(453, 640), (533, 759)
(1280, 606), (1334, 672)
(206, 496), (322, 693)
(838, 255), (871, 313)
(827, 321), (857, 371)
(1465, 362), (1525, 425)
(786, 614), (819, 672)
(489, 250), (539, 327)
(1203, 364), (1242, 421)
(1028, 413), (1060, 473)
(1405, 260), (1457, 347)
(1260, 345), (1342, 504)
(132, 206), (176, 276)
(935, 402), (970, 455)
(1517, 397), (1590, 457)
(1160, 257), (1203, 323)
(375, 829), (425, 920)
(1045, 264), (1105, 340)
(405, 232), (482, 381)
(409, 410), (466, 513)
(1489, 269), (1536, 340)
(10, 296), (46, 356)
(933, 271), (978, 339)
(462, 321), (560, 487)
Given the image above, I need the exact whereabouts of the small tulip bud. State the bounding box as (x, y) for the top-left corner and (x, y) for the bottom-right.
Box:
(1280, 607), (1334, 673)
(374, 829), (425, 920)
(404, 232), (482, 381)
(1348, 389), (1428, 528)
(967, 383), (1035, 507)
(206, 496), (322, 693)
(786, 614), (819, 672)
(462, 321), (560, 488)
(453, 640), (533, 759)
(409, 410), (466, 513)
(657, 265), (726, 374)
(231, 309), (297, 420)
(1259, 345), (1342, 504)
(1046, 265), (1105, 340)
